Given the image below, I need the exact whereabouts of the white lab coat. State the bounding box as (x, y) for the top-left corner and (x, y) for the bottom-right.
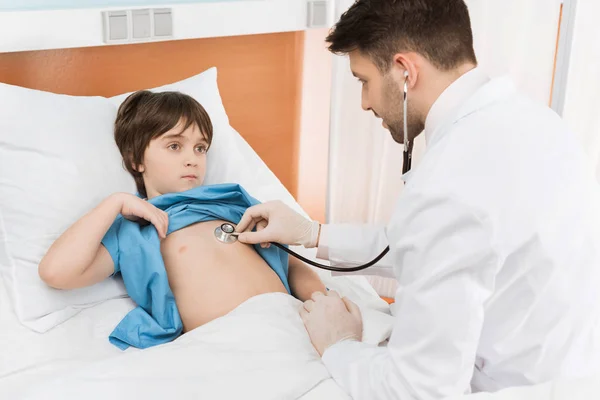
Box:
(317, 69), (600, 399)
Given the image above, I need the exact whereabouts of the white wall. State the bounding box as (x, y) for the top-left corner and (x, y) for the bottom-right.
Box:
(0, 0), (308, 53)
(0, 0), (228, 10)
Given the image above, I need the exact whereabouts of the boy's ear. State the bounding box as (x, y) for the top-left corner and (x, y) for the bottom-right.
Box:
(127, 153), (144, 173)
(132, 162), (145, 173)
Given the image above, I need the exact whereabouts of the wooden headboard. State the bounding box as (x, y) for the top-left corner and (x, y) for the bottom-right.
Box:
(0, 31), (305, 197)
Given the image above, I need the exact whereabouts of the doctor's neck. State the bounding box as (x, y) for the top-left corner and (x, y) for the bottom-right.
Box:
(412, 62), (478, 126)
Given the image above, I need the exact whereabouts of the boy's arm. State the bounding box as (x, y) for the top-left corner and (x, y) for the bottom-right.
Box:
(287, 256), (326, 301)
(38, 193), (168, 290)
(39, 193), (122, 290)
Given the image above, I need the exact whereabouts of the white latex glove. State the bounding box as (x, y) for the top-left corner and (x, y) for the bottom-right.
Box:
(235, 200), (320, 248)
(300, 291), (363, 356)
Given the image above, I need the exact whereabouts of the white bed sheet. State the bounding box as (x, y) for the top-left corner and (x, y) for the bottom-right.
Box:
(0, 272), (392, 400)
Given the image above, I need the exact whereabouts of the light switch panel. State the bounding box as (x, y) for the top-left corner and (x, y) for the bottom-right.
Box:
(132, 9), (151, 39)
(154, 8), (173, 37)
(107, 11), (128, 41)
(103, 7), (173, 44)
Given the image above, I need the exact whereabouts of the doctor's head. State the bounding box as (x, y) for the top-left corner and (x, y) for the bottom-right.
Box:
(114, 91), (213, 199)
(326, 0), (478, 144)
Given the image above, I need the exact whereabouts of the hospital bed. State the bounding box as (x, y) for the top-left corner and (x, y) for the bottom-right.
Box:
(1, 31), (598, 400)
(0, 33), (395, 399)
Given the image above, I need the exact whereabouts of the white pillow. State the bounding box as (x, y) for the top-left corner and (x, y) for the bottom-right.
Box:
(0, 85), (132, 332)
(0, 67), (325, 333)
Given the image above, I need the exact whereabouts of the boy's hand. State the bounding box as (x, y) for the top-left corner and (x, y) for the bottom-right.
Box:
(116, 193), (169, 239)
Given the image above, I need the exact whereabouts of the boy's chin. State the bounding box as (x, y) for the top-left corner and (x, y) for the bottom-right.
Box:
(178, 181), (204, 192)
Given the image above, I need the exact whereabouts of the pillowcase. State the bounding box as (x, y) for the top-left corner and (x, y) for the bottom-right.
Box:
(0, 85), (132, 332)
(0, 67), (323, 333)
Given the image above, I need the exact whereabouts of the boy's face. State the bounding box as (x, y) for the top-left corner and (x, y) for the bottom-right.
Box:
(137, 119), (209, 199)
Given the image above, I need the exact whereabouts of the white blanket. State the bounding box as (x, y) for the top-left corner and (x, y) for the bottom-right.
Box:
(7, 274), (598, 400)
(6, 286), (393, 400)
(17, 294), (326, 399)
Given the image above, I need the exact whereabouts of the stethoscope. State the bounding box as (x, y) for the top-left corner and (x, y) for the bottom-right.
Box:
(214, 222), (389, 272)
(402, 70), (413, 175)
(213, 73), (412, 273)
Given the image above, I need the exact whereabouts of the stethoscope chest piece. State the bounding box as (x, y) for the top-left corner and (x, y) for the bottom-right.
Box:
(214, 223), (238, 244)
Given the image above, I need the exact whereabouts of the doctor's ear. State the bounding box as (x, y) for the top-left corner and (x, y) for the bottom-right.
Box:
(392, 53), (415, 84)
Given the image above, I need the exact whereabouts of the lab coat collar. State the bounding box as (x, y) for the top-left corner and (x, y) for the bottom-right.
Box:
(423, 67), (490, 147)
(401, 68), (517, 184)
(402, 70), (517, 184)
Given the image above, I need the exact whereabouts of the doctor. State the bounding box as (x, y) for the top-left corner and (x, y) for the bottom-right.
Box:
(236, 0), (600, 398)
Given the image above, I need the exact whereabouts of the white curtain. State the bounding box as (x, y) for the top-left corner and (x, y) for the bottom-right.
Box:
(561, 0), (600, 182)
(327, 52), (406, 225)
(467, 0), (563, 106)
(327, 0), (563, 226)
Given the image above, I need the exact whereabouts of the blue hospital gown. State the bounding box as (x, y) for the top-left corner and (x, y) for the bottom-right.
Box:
(101, 183), (291, 350)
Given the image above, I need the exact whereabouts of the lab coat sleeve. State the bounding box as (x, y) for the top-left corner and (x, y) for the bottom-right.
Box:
(321, 192), (498, 400)
(316, 223), (395, 277)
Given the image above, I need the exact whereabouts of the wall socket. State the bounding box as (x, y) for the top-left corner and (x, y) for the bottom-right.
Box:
(103, 8), (173, 44)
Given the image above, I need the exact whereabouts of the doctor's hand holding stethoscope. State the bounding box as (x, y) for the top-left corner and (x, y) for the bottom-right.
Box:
(235, 200), (365, 356)
(234, 44), (414, 360)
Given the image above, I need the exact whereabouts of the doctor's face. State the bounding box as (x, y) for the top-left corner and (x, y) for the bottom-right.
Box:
(349, 50), (421, 144)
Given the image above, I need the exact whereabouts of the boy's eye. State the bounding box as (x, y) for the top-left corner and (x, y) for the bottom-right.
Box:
(196, 145), (208, 154)
(168, 144), (180, 151)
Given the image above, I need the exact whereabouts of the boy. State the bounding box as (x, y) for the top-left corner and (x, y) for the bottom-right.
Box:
(39, 90), (326, 347)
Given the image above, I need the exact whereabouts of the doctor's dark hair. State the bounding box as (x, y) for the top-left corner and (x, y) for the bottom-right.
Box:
(327, 0), (477, 73)
(114, 90), (213, 198)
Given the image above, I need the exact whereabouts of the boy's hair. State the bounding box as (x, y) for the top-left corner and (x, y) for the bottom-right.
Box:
(114, 91), (213, 198)
(326, 0), (477, 73)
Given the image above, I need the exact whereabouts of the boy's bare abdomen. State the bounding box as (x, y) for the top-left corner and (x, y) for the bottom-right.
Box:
(160, 220), (287, 332)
